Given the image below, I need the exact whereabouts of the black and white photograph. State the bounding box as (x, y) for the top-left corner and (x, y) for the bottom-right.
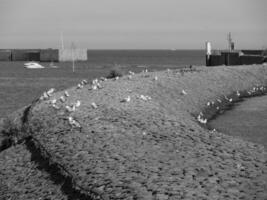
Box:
(0, 0), (266, 199)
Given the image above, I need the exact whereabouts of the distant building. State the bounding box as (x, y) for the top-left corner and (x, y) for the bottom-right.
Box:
(40, 49), (59, 62)
(0, 49), (12, 61)
(206, 50), (265, 66)
(0, 49), (59, 62)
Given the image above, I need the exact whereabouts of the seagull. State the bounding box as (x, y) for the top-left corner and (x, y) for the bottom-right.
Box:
(77, 83), (83, 89)
(153, 76), (158, 81)
(59, 96), (66, 103)
(114, 76), (119, 81)
(229, 98), (233, 102)
(200, 118), (207, 124)
(75, 100), (81, 107)
(128, 75), (132, 80)
(50, 99), (57, 104)
(197, 114), (207, 124)
(92, 79), (99, 85)
(216, 106), (219, 110)
(47, 88), (55, 97)
(65, 105), (75, 112)
(40, 92), (49, 100)
(139, 95), (151, 101)
(144, 69), (148, 73)
(100, 77), (107, 81)
(68, 117), (81, 128)
(96, 83), (103, 89)
(91, 102), (98, 109)
(217, 99), (222, 103)
(91, 85), (98, 90)
(52, 104), (60, 110)
(207, 102), (211, 106)
(81, 79), (88, 85)
(64, 91), (70, 97)
(236, 91), (240, 97)
(129, 71), (135, 75)
(181, 90), (187, 95)
(121, 96), (131, 103)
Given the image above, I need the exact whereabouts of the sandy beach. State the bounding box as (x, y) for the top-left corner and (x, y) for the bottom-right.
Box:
(0, 64), (267, 199)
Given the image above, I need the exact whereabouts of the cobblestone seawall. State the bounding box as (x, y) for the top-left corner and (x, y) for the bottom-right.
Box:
(1, 65), (267, 199)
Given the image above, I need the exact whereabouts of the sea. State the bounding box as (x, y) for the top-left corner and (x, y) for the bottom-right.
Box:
(209, 95), (267, 148)
(86, 49), (205, 66)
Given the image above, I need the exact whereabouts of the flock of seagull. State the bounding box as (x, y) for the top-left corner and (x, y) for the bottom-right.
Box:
(39, 68), (266, 129)
(38, 69), (160, 128)
(197, 85), (266, 125)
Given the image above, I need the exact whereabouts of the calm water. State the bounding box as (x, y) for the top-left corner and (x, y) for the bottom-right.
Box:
(209, 95), (267, 148)
(87, 49), (205, 65)
(0, 50), (205, 116)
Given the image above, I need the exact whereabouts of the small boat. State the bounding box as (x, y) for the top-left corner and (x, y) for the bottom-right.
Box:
(24, 62), (45, 69)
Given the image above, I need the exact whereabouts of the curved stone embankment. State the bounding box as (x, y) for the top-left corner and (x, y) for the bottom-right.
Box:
(0, 65), (267, 200)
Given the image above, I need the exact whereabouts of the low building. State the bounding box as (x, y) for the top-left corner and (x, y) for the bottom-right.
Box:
(0, 50), (12, 61)
(11, 49), (40, 61)
(40, 49), (59, 62)
(207, 51), (265, 66)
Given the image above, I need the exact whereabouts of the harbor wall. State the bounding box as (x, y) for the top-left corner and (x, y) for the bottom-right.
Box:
(0, 50), (12, 61)
(0, 49), (59, 62)
(40, 49), (59, 62)
(207, 51), (265, 66)
(240, 55), (263, 65)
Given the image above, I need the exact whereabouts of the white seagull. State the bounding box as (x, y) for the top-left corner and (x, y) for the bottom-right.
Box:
(75, 100), (81, 107)
(181, 90), (187, 95)
(47, 88), (55, 96)
(91, 102), (98, 109)
(52, 104), (60, 110)
(121, 96), (131, 103)
(65, 105), (75, 112)
(50, 99), (57, 104)
(59, 96), (66, 103)
(77, 83), (83, 89)
(197, 114), (207, 124)
(68, 117), (81, 128)
(64, 91), (70, 97)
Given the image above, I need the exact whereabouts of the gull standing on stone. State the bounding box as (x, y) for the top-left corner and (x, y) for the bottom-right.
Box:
(121, 96), (131, 103)
(181, 90), (187, 95)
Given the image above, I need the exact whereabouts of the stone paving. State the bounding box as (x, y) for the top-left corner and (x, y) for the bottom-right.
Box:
(0, 65), (267, 199)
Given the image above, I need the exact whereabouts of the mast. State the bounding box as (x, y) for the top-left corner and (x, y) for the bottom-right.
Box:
(60, 32), (64, 51)
(227, 32), (232, 52)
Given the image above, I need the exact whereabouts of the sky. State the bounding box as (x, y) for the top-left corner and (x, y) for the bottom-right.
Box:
(0, 0), (266, 49)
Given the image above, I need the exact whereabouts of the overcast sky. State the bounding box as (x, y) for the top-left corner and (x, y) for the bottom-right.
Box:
(0, 0), (266, 49)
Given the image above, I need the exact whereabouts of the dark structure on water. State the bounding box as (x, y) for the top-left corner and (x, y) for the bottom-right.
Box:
(206, 50), (266, 66)
(0, 49), (59, 62)
(206, 33), (267, 66)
